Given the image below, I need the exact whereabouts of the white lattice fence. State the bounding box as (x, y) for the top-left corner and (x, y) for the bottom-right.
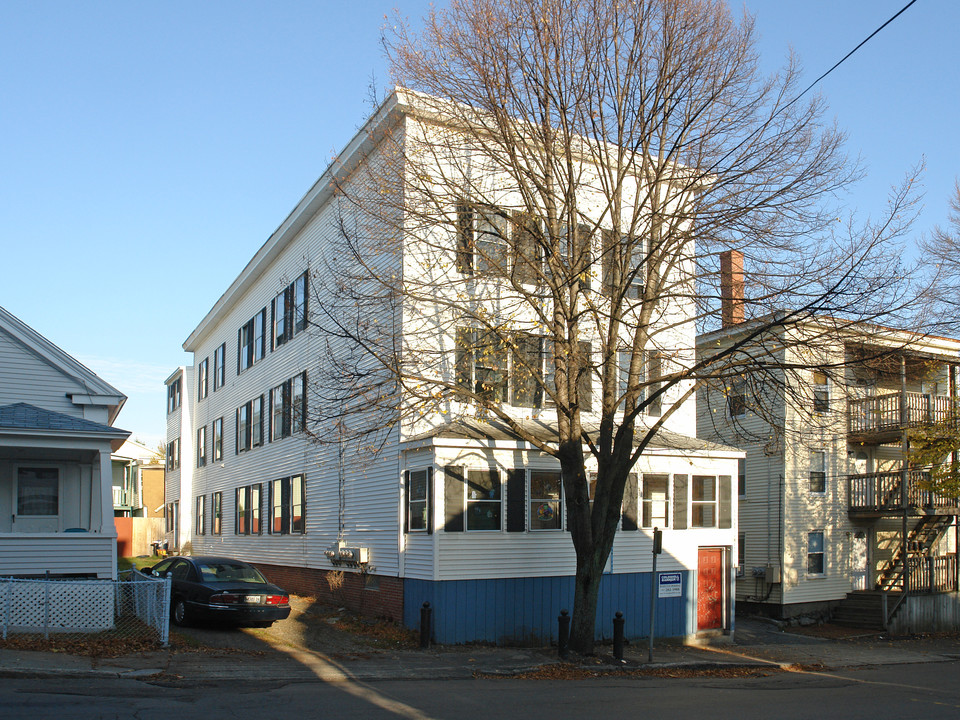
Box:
(1, 573), (170, 645)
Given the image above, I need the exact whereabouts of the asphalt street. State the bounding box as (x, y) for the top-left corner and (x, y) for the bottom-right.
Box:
(3, 660), (960, 720)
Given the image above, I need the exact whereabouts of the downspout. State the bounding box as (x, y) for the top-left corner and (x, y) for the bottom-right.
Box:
(778, 470), (785, 616)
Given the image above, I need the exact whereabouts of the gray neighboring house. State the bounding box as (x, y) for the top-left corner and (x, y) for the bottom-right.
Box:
(0, 305), (129, 579)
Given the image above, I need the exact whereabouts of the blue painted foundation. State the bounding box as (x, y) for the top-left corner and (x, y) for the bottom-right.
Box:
(404, 572), (689, 645)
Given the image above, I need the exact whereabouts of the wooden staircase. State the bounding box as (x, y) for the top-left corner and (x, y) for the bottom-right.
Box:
(877, 515), (954, 591)
(832, 590), (897, 631)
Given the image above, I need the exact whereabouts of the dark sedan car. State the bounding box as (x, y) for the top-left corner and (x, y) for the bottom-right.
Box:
(143, 556), (292, 627)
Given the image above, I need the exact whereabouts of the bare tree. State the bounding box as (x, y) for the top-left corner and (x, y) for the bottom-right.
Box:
(308, 0), (925, 653)
(921, 181), (960, 320)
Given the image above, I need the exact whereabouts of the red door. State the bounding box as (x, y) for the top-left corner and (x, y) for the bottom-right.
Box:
(697, 548), (724, 630)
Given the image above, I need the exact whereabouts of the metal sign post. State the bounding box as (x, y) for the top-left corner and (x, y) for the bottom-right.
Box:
(648, 527), (662, 663)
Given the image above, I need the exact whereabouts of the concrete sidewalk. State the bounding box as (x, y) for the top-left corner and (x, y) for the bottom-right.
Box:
(1, 619), (958, 683)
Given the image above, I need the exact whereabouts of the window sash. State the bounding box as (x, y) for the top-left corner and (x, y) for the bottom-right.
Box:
(270, 475), (305, 535)
(198, 358), (209, 400)
(237, 405), (250, 452)
(466, 469), (502, 531)
(529, 470), (562, 530)
(195, 496), (206, 535)
(691, 475), (717, 527)
(408, 469), (429, 531)
(17, 468), (58, 516)
(213, 418), (223, 461)
(214, 344), (225, 389)
(292, 373), (305, 432)
(239, 321), (253, 372)
(809, 451), (826, 493)
(807, 531), (825, 574)
(252, 396), (263, 447)
(641, 474), (669, 529)
(197, 427), (207, 467)
(212, 492), (222, 535)
(728, 380), (746, 417)
(294, 273), (307, 333)
(475, 206), (510, 275)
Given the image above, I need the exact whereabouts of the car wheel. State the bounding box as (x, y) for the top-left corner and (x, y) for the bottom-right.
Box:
(172, 598), (190, 627)
(250, 621), (273, 628)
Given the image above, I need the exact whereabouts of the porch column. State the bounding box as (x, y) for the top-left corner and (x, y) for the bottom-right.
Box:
(900, 355), (908, 591)
(96, 449), (114, 535)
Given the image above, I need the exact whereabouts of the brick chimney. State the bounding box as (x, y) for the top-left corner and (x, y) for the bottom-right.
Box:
(720, 250), (744, 328)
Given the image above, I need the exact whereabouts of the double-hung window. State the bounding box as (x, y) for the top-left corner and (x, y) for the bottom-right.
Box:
(238, 309), (266, 373)
(167, 379), (181, 414)
(554, 222), (593, 290)
(198, 358), (209, 400)
(270, 372), (307, 441)
(166, 438), (180, 471)
(466, 469), (502, 530)
(273, 272), (309, 349)
(809, 450), (826, 494)
(212, 491), (222, 535)
(406, 469), (431, 532)
(456, 329), (508, 403)
(213, 417), (223, 462)
(813, 370), (830, 413)
(236, 396), (263, 453)
(456, 202), (541, 282)
(196, 426), (207, 468)
(601, 230), (645, 299)
(270, 475), (305, 534)
(235, 484), (261, 535)
(691, 475), (717, 528)
(455, 330), (592, 411)
(617, 350), (662, 416)
(728, 379), (746, 418)
(641, 474), (669, 528)
(213, 343), (225, 390)
(195, 495), (206, 535)
(807, 530), (825, 575)
(529, 470), (562, 530)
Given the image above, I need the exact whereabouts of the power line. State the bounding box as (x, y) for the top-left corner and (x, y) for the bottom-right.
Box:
(788, 0), (918, 109)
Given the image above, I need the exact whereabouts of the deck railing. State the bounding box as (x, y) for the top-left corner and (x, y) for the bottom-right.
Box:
(848, 469), (958, 512)
(906, 554), (957, 594)
(848, 391), (958, 435)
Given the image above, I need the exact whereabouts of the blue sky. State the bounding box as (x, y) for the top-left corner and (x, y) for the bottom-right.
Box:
(1, 1), (956, 449)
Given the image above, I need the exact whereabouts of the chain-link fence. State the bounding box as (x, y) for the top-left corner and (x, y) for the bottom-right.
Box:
(0, 570), (171, 647)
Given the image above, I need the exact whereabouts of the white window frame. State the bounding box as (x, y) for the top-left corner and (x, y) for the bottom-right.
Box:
(198, 358), (209, 400)
(809, 450), (826, 494)
(465, 468), (502, 531)
(213, 343), (225, 390)
(691, 475), (718, 528)
(813, 370), (830, 413)
(528, 470), (563, 531)
(213, 417), (223, 462)
(807, 530), (825, 576)
(195, 495), (206, 536)
(15, 466), (60, 518)
(196, 426), (207, 468)
(407, 469), (430, 533)
(641, 473), (669, 529)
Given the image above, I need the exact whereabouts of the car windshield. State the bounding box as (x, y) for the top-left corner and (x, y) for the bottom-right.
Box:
(196, 561), (268, 584)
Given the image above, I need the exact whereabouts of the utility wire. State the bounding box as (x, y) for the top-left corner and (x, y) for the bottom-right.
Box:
(784, 0), (918, 113)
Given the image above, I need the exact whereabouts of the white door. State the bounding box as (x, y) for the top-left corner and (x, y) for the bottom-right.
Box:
(851, 532), (868, 591)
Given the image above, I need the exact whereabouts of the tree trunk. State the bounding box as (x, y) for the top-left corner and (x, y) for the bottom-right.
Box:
(569, 550), (606, 654)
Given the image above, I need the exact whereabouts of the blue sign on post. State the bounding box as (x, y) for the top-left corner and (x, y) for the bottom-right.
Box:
(658, 572), (682, 598)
